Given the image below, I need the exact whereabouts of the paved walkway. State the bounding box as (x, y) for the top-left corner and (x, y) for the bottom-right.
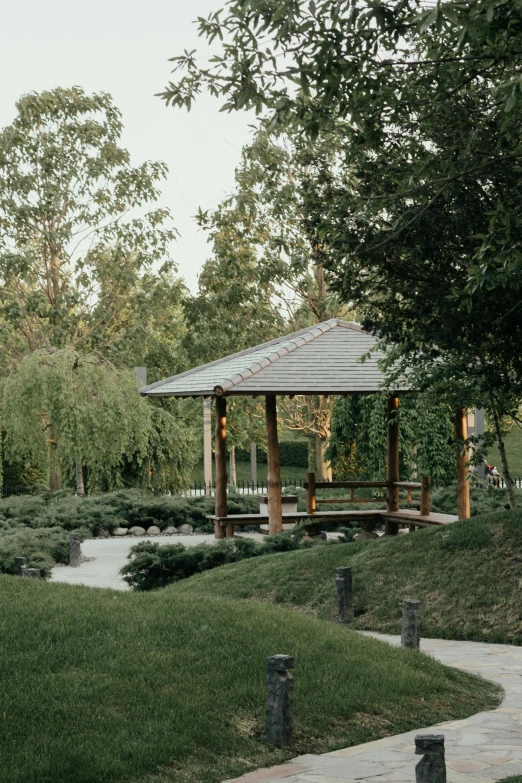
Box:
(50, 533), (264, 590)
(225, 635), (522, 783)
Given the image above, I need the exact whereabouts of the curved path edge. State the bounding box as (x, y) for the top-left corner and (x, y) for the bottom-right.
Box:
(224, 634), (522, 783)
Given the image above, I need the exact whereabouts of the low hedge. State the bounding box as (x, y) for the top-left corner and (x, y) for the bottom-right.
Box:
(235, 440), (309, 467)
(0, 489), (262, 577)
(121, 531), (326, 591)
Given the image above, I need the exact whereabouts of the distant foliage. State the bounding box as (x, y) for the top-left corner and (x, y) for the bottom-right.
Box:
(235, 440), (308, 468)
(327, 392), (455, 486)
(121, 531), (322, 591)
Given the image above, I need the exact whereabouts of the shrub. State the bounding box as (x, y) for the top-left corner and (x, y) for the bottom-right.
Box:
(121, 531), (325, 591)
(431, 482), (519, 516)
(0, 527), (69, 577)
(0, 488), (262, 576)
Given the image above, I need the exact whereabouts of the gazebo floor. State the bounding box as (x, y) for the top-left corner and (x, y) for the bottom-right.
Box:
(208, 508), (459, 537)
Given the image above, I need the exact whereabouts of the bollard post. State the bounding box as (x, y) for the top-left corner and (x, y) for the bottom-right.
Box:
(415, 734), (446, 783)
(266, 655), (294, 746)
(14, 557), (27, 576)
(401, 599), (421, 649)
(336, 567), (354, 622)
(24, 568), (41, 578)
(69, 533), (82, 567)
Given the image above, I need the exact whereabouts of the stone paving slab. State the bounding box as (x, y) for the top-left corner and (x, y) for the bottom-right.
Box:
(225, 634), (522, 783)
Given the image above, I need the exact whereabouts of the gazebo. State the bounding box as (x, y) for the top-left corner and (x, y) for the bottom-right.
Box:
(140, 319), (465, 536)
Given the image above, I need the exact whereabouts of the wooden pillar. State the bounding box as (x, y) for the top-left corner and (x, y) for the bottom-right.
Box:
(385, 394), (400, 535)
(455, 408), (471, 520)
(420, 476), (431, 517)
(215, 395), (227, 539)
(250, 442), (257, 486)
(306, 472), (316, 514)
(203, 397), (212, 495)
(386, 395), (400, 512)
(265, 395), (283, 534)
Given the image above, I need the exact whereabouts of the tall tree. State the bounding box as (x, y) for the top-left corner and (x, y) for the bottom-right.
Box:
(184, 129), (354, 477)
(164, 2), (522, 494)
(0, 87), (177, 368)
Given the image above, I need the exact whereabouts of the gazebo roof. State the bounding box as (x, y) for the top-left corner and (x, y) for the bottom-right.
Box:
(140, 319), (409, 398)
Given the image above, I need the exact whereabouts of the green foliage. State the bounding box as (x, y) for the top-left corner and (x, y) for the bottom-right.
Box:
(0, 87), (181, 372)
(235, 440), (308, 467)
(327, 393), (455, 486)
(431, 483), (517, 517)
(121, 530), (310, 591)
(1, 349), (149, 489)
(0, 577), (498, 783)
(0, 526), (69, 577)
(173, 508), (522, 644)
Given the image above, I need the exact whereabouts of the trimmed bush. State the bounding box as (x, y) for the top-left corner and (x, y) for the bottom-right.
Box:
(0, 489), (262, 576)
(121, 531), (320, 590)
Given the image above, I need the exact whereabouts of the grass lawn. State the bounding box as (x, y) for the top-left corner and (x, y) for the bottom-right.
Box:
(172, 509), (522, 644)
(0, 575), (500, 783)
(191, 460), (307, 485)
(487, 425), (522, 477)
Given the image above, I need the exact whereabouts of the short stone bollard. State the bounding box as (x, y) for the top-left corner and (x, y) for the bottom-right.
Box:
(14, 557), (27, 576)
(415, 734), (446, 783)
(266, 655), (294, 747)
(24, 568), (41, 578)
(336, 567), (354, 622)
(401, 598), (421, 649)
(69, 533), (82, 568)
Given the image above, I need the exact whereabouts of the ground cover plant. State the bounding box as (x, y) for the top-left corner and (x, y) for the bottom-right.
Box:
(0, 489), (260, 575)
(121, 532), (319, 590)
(172, 509), (522, 645)
(0, 575), (500, 783)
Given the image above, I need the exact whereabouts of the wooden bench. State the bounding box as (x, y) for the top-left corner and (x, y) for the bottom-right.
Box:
(207, 507), (457, 538)
(207, 473), (458, 538)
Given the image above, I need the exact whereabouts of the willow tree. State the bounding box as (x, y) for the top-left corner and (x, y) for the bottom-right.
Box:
(0, 349), (196, 495)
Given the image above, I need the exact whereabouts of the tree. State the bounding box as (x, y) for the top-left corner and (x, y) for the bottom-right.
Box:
(1, 349), (196, 495)
(184, 128), (354, 477)
(163, 2), (522, 497)
(0, 87), (177, 370)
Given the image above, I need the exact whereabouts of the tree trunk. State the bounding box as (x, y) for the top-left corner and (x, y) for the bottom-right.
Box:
(315, 434), (332, 481)
(491, 402), (516, 509)
(75, 455), (85, 497)
(49, 423), (62, 491)
(307, 435), (316, 472)
(229, 445), (237, 486)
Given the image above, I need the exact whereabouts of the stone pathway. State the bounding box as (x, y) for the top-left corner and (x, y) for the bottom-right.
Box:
(225, 635), (522, 783)
(50, 533), (264, 590)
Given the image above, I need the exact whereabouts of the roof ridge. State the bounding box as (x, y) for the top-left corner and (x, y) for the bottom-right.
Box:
(213, 321), (335, 395)
(139, 319), (358, 395)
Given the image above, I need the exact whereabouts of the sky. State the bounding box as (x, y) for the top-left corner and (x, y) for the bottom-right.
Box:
(0, 0), (254, 291)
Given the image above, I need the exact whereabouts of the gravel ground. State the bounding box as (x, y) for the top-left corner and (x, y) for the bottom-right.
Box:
(50, 533), (265, 591)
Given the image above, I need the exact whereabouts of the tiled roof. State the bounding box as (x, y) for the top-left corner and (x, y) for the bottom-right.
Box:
(140, 319), (408, 397)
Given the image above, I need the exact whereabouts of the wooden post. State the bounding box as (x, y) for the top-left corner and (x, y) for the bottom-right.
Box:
(306, 471), (316, 514)
(266, 395), (283, 534)
(250, 442), (257, 487)
(385, 394), (400, 535)
(215, 395), (227, 539)
(455, 408), (471, 520)
(420, 476), (431, 517)
(203, 397), (212, 495)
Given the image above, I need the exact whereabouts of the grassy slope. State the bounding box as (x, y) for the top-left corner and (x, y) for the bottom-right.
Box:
(173, 509), (522, 644)
(487, 426), (522, 477)
(0, 577), (499, 783)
